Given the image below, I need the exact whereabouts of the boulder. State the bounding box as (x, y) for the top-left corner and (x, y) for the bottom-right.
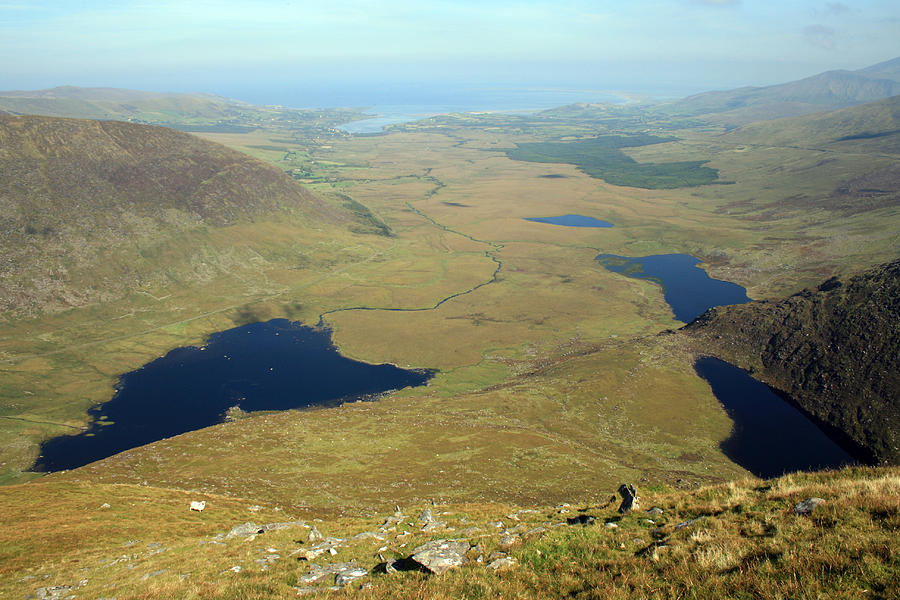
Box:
(792, 498), (826, 515)
(307, 525), (324, 543)
(410, 539), (470, 574)
(262, 520), (306, 532)
(225, 522), (263, 539)
(487, 556), (519, 571)
(618, 484), (639, 513)
(418, 508), (435, 524)
(298, 561), (365, 587)
(334, 566), (368, 587)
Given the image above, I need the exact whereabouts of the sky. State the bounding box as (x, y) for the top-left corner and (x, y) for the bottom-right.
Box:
(1, 0), (898, 104)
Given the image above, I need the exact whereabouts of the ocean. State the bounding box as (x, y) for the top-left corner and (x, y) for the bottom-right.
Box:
(223, 81), (631, 133)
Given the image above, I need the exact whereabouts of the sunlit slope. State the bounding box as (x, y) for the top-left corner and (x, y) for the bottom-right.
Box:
(718, 95), (899, 151)
(3, 465), (895, 599)
(0, 114), (342, 316)
(0, 115), (390, 483)
(58, 334), (745, 511)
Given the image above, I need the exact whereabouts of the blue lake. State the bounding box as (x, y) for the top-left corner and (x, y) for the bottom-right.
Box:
(595, 253), (751, 323)
(525, 215), (614, 228)
(32, 320), (433, 472)
(695, 357), (857, 478)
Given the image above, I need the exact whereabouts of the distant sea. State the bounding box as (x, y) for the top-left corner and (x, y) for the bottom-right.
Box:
(335, 86), (628, 133)
(227, 82), (631, 134)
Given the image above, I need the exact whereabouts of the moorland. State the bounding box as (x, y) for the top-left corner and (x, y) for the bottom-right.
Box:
(0, 58), (897, 598)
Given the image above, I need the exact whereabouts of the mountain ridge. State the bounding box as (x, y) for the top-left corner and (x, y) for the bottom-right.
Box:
(656, 56), (900, 125)
(0, 114), (343, 316)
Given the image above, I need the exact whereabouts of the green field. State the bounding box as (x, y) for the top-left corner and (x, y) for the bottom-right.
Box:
(505, 135), (724, 188)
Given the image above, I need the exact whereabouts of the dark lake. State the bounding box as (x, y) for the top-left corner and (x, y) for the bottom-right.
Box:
(525, 214), (614, 228)
(32, 319), (433, 472)
(595, 253), (751, 323)
(695, 357), (857, 478)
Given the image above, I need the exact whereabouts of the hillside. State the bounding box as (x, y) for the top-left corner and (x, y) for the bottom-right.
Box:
(0, 467), (895, 598)
(684, 260), (900, 465)
(0, 86), (241, 121)
(718, 95), (900, 151)
(0, 86), (368, 135)
(0, 114), (342, 316)
(657, 57), (900, 125)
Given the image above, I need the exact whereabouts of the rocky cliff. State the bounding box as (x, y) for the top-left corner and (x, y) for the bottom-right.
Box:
(684, 259), (900, 464)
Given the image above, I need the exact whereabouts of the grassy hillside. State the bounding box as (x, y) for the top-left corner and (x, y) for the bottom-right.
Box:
(718, 95), (900, 151)
(0, 114), (342, 316)
(1, 466), (895, 598)
(685, 260), (900, 465)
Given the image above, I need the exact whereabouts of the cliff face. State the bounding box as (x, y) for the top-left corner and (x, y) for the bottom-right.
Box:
(684, 260), (900, 464)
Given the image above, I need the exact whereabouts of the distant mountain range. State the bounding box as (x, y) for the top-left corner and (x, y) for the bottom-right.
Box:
(658, 56), (900, 125)
(0, 86), (245, 124)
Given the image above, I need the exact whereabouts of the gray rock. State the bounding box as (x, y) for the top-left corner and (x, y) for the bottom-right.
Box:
(498, 534), (520, 549)
(297, 564), (331, 585)
(334, 567), (368, 587)
(523, 526), (547, 539)
(298, 562), (366, 587)
(418, 508), (434, 523)
(604, 522), (619, 529)
(225, 522), (263, 539)
(352, 531), (385, 541)
(422, 520), (447, 532)
(793, 498), (825, 515)
(262, 521), (306, 532)
(647, 507), (664, 515)
(457, 526), (482, 536)
(487, 556), (519, 570)
(379, 515), (402, 531)
(34, 586), (73, 600)
(674, 516), (705, 530)
(410, 539), (470, 574)
(618, 484), (639, 513)
(307, 525), (324, 543)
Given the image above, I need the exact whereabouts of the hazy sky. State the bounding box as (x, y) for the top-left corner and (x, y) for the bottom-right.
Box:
(1, 0), (898, 102)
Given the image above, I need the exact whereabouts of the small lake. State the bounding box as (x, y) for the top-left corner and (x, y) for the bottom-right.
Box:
(596, 253), (751, 323)
(695, 357), (857, 478)
(525, 215), (614, 228)
(32, 320), (433, 472)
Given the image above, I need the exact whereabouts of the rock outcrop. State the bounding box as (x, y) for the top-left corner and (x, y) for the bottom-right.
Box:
(684, 259), (900, 464)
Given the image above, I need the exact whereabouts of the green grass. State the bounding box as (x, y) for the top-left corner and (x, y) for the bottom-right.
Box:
(504, 135), (723, 189)
(1, 467), (896, 599)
